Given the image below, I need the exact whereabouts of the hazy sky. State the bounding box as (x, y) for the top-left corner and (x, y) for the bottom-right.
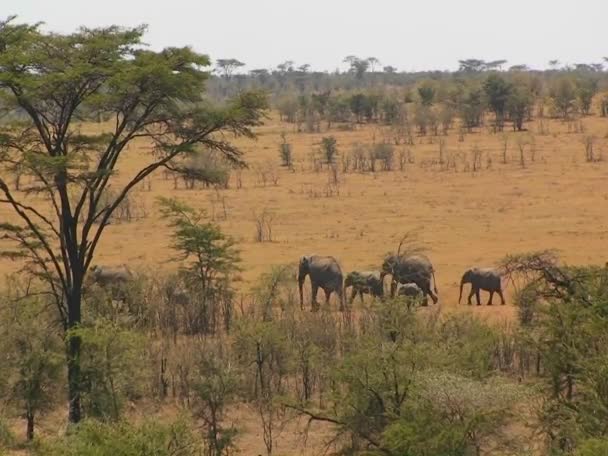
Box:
(7, 0), (608, 72)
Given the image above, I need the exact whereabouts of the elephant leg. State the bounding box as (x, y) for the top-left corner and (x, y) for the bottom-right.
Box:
(324, 288), (332, 306)
(498, 289), (506, 305)
(390, 280), (397, 298)
(475, 288), (481, 306)
(337, 287), (345, 311)
(487, 290), (494, 305)
(422, 280), (438, 304)
(349, 288), (357, 304)
(311, 283), (320, 311)
(467, 288), (475, 305)
(359, 290), (365, 304)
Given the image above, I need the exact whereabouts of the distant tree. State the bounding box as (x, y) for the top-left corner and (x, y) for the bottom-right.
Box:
(215, 58), (245, 78)
(367, 57), (380, 72)
(485, 59), (508, 71)
(0, 18), (265, 424)
(320, 136), (338, 164)
(458, 59), (487, 72)
(483, 74), (512, 131)
(549, 59), (560, 70)
(276, 95), (298, 123)
(276, 60), (294, 73)
(590, 63), (604, 72)
(507, 84), (533, 131)
(417, 83), (436, 106)
(576, 77), (598, 115)
(250, 68), (270, 84)
(278, 132), (293, 168)
(344, 55), (369, 79)
(297, 63), (311, 73)
(509, 64), (530, 72)
(349, 93), (371, 122)
(383, 65), (397, 73)
(550, 77), (578, 118)
(460, 86), (485, 131)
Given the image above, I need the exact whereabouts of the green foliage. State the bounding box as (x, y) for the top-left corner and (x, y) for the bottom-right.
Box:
(159, 197), (241, 292)
(483, 73), (512, 130)
(193, 349), (239, 456)
(36, 418), (202, 456)
(73, 319), (146, 421)
(0, 417), (15, 450)
(576, 438), (608, 456)
(0, 286), (63, 440)
(550, 77), (578, 118)
(278, 132), (293, 168)
(417, 82), (436, 106)
(320, 136), (338, 164)
(576, 77), (599, 115)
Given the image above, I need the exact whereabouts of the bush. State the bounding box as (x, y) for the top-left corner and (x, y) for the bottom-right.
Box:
(0, 417), (15, 450)
(36, 418), (202, 456)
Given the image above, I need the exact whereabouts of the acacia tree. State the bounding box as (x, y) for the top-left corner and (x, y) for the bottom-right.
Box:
(215, 58), (245, 78)
(0, 18), (266, 423)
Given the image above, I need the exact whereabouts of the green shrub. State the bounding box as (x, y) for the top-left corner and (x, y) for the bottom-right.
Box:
(36, 418), (202, 456)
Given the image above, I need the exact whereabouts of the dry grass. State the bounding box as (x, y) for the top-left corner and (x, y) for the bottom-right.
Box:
(2, 114), (608, 322)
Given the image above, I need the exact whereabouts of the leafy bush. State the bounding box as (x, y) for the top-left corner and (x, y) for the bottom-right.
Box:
(36, 418), (201, 456)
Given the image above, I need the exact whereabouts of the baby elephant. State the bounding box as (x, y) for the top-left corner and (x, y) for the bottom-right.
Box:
(398, 282), (427, 306)
(344, 271), (383, 303)
(459, 267), (505, 306)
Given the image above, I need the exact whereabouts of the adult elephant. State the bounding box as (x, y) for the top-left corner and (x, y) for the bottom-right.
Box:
(459, 267), (505, 305)
(344, 270), (383, 303)
(380, 254), (438, 304)
(89, 264), (134, 300)
(298, 255), (345, 311)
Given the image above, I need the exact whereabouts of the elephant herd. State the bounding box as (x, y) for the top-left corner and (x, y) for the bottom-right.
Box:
(86, 256), (506, 311)
(298, 253), (506, 311)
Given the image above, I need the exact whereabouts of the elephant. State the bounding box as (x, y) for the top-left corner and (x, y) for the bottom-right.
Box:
(380, 254), (438, 304)
(344, 270), (383, 303)
(459, 267), (505, 306)
(398, 282), (427, 307)
(89, 264), (133, 300)
(298, 255), (345, 311)
(90, 264), (132, 286)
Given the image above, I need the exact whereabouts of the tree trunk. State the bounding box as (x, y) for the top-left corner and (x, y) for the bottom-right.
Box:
(67, 286), (83, 424)
(26, 407), (34, 441)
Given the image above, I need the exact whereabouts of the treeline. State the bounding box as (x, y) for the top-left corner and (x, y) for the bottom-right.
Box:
(209, 58), (608, 134)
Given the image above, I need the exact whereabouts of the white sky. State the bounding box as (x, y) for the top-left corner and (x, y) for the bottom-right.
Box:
(7, 0), (608, 72)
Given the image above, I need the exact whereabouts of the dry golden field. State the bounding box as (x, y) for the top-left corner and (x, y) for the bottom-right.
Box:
(2, 113), (608, 317)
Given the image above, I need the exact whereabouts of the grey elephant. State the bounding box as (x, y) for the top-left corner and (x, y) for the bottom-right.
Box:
(298, 255), (345, 311)
(90, 264), (133, 286)
(344, 270), (383, 303)
(380, 254), (438, 304)
(398, 282), (427, 307)
(459, 267), (505, 306)
(89, 264), (133, 300)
